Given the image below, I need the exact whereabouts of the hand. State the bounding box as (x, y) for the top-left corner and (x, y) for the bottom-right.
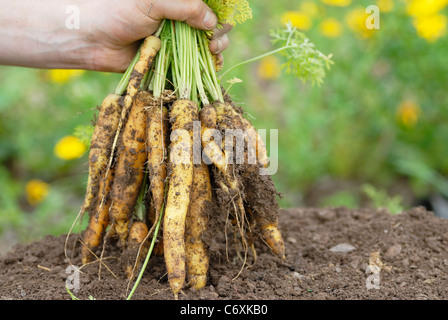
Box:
(0, 0), (232, 72)
(86, 0), (233, 72)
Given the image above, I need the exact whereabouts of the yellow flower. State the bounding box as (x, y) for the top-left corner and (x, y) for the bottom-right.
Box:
(257, 56), (281, 81)
(281, 11), (312, 30)
(321, 0), (351, 7)
(412, 13), (447, 42)
(405, 0), (447, 42)
(320, 18), (343, 38)
(377, 0), (394, 13)
(396, 100), (420, 128)
(54, 135), (87, 160)
(47, 69), (84, 84)
(26, 179), (49, 206)
(300, 1), (319, 18)
(406, 0), (447, 17)
(345, 8), (376, 39)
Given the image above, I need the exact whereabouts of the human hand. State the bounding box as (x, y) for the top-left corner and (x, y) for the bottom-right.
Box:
(83, 0), (233, 72)
(0, 0), (232, 72)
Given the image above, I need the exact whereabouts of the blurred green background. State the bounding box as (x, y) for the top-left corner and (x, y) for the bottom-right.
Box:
(1, 0), (448, 254)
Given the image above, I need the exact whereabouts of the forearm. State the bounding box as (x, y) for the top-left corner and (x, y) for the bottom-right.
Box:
(0, 0), (225, 72)
(0, 0), (94, 70)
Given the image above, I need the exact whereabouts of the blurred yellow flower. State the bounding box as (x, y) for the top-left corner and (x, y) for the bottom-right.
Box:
(377, 0), (394, 13)
(257, 56), (281, 81)
(281, 11), (312, 30)
(47, 69), (84, 84)
(320, 18), (343, 38)
(346, 8), (376, 39)
(321, 0), (351, 7)
(413, 13), (447, 42)
(54, 135), (87, 160)
(300, 1), (319, 18)
(406, 0), (447, 17)
(396, 100), (421, 128)
(26, 179), (49, 206)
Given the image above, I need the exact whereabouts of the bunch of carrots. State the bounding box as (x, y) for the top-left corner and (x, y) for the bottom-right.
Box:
(75, 0), (332, 299)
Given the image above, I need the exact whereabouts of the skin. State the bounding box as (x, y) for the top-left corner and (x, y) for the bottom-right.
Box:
(0, 0), (231, 72)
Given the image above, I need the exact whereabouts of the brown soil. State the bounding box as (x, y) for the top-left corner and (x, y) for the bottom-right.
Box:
(1, 206), (447, 300)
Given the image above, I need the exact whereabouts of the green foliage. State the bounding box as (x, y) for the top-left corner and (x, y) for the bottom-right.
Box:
(219, 23), (333, 86)
(322, 190), (359, 209)
(222, 0), (448, 210)
(66, 286), (96, 300)
(205, 0), (253, 26)
(270, 23), (333, 86)
(362, 184), (405, 215)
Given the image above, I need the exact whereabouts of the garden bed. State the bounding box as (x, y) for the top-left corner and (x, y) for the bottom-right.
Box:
(0, 206), (447, 300)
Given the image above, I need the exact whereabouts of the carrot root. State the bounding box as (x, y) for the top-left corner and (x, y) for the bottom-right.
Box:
(163, 99), (198, 298)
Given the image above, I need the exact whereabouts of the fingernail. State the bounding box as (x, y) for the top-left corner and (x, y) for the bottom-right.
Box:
(203, 10), (217, 30)
(215, 39), (223, 54)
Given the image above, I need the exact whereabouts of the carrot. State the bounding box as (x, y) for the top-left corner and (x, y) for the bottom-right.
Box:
(200, 104), (242, 192)
(108, 91), (150, 246)
(201, 104), (252, 267)
(127, 36), (161, 98)
(128, 221), (149, 247)
(125, 220), (149, 279)
(163, 99), (198, 298)
(214, 102), (283, 264)
(214, 102), (249, 165)
(145, 103), (170, 259)
(234, 110), (269, 168)
(145, 192), (164, 256)
(258, 219), (285, 260)
(248, 208), (285, 260)
(79, 37), (159, 258)
(199, 104), (244, 218)
(199, 104), (228, 174)
(103, 36), (161, 203)
(146, 103), (169, 232)
(81, 167), (115, 265)
(239, 161), (285, 260)
(200, 103), (247, 191)
(185, 161), (212, 290)
(82, 94), (122, 214)
(216, 101), (268, 167)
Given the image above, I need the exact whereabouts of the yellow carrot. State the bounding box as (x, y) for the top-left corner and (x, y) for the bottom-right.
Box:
(185, 162), (212, 290)
(82, 94), (122, 213)
(108, 91), (150, 245)
(163, 99), (198, 298)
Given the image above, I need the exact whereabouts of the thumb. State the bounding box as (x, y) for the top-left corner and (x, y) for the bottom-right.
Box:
(138, 0), (218, 31)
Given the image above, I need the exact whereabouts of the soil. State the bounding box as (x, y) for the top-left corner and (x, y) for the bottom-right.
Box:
(1, 206), (447, 300)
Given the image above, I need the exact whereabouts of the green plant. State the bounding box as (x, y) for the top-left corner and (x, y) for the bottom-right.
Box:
(362, 183), (405, 214)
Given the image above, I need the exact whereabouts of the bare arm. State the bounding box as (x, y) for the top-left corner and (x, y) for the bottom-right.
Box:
(0, 0), (230, 72)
